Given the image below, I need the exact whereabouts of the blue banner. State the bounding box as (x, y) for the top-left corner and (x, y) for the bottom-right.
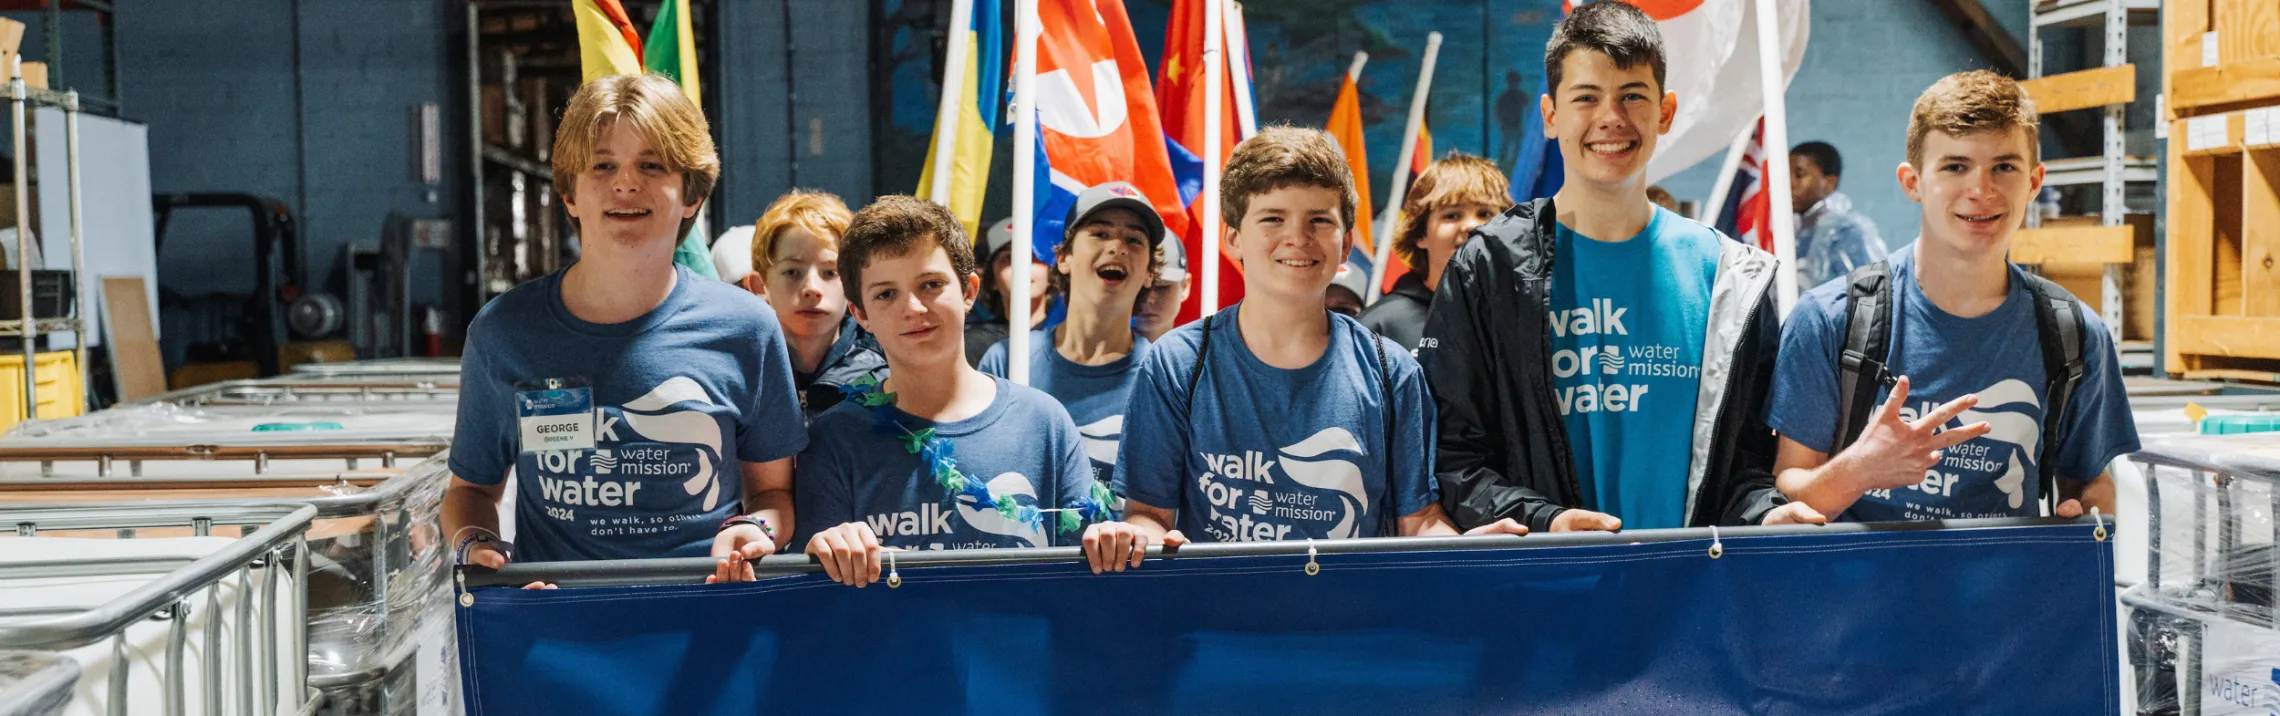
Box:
(456, 522), (2118, 715)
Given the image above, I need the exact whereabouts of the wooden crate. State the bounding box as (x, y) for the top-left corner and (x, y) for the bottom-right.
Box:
(2029, 216), (2157, 342)
(2164, 0), (2280, 375)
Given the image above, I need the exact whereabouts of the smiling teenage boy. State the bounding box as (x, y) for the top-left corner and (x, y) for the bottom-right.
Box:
(1421, 1), (1816, 535)
(793, 196), (1106, 588)
(1764, 71), (2138, 522)
(443, 74), (805, 587)
(1080, 126), (1525, 574)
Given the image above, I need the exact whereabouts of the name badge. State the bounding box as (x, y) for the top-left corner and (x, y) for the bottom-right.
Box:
(517, 380), (595, 452)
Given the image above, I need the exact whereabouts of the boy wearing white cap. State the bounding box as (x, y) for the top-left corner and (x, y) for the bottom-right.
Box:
(979, 181), (1165, 494)
(1133, 229), (1191, 341)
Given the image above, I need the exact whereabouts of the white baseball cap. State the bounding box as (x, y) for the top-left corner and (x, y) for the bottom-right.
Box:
(1330, 262), (1371, 301)
(711, 224), (757, 282)
(1156, 228), (1188, 283)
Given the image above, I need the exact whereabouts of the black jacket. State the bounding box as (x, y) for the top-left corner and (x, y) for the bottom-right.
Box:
(1418, 198), (1787, 532)
(799, 318), (890, 420)
(1359, 271), (1434, 355)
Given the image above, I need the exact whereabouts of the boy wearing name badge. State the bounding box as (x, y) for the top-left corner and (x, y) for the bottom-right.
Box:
(979, 182), (1164, 493)
(1420, 2), (1817, 535)
(1764, 71), (2138, 522)
(1080, 127), (1526, 574)
(794, 196), (1109, 588)
(443, 74), (806, 586)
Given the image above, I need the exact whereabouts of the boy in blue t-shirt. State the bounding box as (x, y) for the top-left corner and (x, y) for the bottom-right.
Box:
(1765, 71), (2139, 521)
(794, 195), (1106, 588)
(444, 74), (805, 587)
(979, 181), (1167, 494)
(1081, 127), (1527, 575)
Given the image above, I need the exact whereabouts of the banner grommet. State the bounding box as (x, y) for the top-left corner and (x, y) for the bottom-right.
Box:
(1707, 526), (1724, 559)
(886, 550), (903, 588)
(2090, 507), (2107, 542)
(1304, 541), (1319, 576)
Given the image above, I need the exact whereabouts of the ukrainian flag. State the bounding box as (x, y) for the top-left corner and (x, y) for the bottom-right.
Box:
(916, 0), (1006, 240)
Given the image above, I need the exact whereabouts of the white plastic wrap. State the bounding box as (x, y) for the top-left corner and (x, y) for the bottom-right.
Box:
(2, 402), (455, 448)
(2120, 432), (2280, 716)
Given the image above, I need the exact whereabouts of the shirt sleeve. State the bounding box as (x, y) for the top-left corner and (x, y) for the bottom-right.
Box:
(788, 433), (853, 550)
(1386, 341), (1440, 518)
(976, 340), (1010, 378)
(1112, 336), (1192, 514)
(1764, 290), (1848, 453)
(448, 317), (516, 486)
(738, 311), (810, 464)
(2055, 303), (2142, 483)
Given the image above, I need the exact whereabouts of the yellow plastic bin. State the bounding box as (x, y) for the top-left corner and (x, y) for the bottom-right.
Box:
(0, 350), (83, 432)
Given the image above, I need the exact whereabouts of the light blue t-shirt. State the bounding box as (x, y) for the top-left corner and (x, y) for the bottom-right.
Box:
(450, 265), (808, 563)
(791, 376), (1099, 550)
(978, 328), (1152, 489)
(1114, 305), (1437, 542)
(1549, 207), (1721, 530)
(1766, 245), (2141, 521)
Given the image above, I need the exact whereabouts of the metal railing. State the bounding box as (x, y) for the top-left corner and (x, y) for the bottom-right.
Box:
(0, 504), (321, 716)
(464, 515), (2100, 590)
(129, 380), (458, 409)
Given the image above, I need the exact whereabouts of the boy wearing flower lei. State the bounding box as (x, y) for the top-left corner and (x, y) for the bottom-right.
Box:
(793, 195), (1109, 588)
(1080, 127), (1528, 576)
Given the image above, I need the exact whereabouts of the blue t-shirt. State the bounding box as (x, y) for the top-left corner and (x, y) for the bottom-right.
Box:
(1549, 207), (1721, 530)
(792, 375), (1098, 550)
(1766, 246), (2141, 521)
(450, 265), (809, 562)
(977, 328), (1152, 489)
(1114, 305), (1438, 542)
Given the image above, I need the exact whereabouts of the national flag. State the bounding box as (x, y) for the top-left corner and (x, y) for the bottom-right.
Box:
(1157, 0), (1250, 320)
(1326, 66), (1378, 280)
(1508, 70), (1563, 201)
(1029, 0), (1193, 269)
(643, 0), (701, 105)
(917, 0), (1008, 239)
(574, 0), (644, 82)
(1715, 117), (1773, 252)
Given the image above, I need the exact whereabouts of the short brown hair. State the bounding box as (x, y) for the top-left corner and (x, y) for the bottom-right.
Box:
(837, 195), (977, 309)
(1394, 152), (1512, 265)
(1905, 70), (2039, 167)
(1052, 208), (1167, 299)
(751, 190), (853, 277)
(1545, 0), (1666, 94)
(551, 74), (721, 239)
(1220, 125), (1357, 230)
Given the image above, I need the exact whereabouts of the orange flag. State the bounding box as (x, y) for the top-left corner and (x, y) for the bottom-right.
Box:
(1326, 65), (1377, 270)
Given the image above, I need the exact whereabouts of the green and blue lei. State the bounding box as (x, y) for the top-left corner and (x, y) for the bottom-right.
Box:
(839, 376), (1113, 536)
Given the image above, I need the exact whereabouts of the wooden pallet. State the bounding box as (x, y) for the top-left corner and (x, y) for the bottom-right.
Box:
(2164, 0), (2280, 375)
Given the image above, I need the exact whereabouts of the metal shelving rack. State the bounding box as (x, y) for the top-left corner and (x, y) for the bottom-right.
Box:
(5, 69), (82, 424)
(2023, 0), (2159, 336)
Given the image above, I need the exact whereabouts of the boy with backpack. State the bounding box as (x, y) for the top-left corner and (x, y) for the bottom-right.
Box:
(1764, 71), (2138, 521)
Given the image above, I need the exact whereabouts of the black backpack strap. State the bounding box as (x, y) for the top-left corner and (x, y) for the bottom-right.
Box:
(2023, 274), (2088, 515)
(1833, 261), (1897, 453)
(1183, 312), (1217, 417)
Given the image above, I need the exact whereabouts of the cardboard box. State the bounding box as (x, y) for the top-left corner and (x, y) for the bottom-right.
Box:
(20, 62), (47, 90)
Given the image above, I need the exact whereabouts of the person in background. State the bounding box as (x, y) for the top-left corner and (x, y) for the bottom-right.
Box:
(966, 217), (1057, 367)
(1133, 228), (1192, 342)
(1791, 140), (1889, 290)
(1079, 126), (1525, 576)
(1360, 152), (1513, 353)
(794, 196), (1103, 588)
(443, 73), (803, 588)
(1326, 262), (1370, 317)
(1765, 72), (2136, 523)
(750, 190), (886, 420)
(1645, 185), (1680, 214)
(711, 223), (761, 295)
(980, 182), (1164, 497)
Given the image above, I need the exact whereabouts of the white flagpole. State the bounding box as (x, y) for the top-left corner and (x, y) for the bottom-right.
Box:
(1699, 124), (1754, 226)
(1201, 0), (1226, 315)
(1008, 0), (1040, 384)
(1753, 0), (1797, 316)
(1224, 0), (1259, 139)
(927, 0), (977, 205)
(1370, 31), (1440, 303)
(1347, 51), (1368, 83)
